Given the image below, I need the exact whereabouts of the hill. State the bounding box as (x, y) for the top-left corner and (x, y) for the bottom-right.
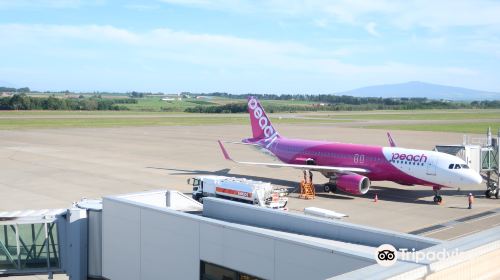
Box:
(339, 81), (500, 100)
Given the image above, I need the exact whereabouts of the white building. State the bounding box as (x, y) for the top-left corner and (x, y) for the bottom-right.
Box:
(101, 190), (437, 280)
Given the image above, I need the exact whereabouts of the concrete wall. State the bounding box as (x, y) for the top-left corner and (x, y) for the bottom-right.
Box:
(102, 195), (374, 280)
(203, 198), (439, 250)
(424, 248), (500, 280)
(331, 224), (500, 280)
(122, 190), (202, 211)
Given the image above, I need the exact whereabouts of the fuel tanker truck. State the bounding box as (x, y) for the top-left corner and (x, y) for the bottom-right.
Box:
(188, 175), (288, 209)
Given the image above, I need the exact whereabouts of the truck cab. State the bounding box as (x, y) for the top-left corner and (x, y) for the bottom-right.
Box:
(188, 177), (204, 202)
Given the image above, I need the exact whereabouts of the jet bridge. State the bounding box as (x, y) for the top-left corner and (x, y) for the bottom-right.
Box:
(435, 127), (500, 198)
(0, 209), (64, 276)
(0, 206), (90, 279)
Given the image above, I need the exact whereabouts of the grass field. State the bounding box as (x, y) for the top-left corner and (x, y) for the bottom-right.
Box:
(117, 97), (317, 112)
(307, 110), (500, 120)
(1, 100), (498, 133)
(368, 122), (500, 134)
(0, 115), (349, 129)
(123, 97), (220, 111)
(0, 110), (175, 116)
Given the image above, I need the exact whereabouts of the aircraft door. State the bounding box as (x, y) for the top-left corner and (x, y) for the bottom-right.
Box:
(426, 155), (437, 176)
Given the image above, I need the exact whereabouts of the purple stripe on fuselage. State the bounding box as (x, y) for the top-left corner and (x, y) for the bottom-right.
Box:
(266, 137), (435, 186)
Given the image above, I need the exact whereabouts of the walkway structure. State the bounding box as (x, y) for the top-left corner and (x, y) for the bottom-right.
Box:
(0, 209), (64, 275)
(435, 127), (499, 197)
(0, 206), (89, 279)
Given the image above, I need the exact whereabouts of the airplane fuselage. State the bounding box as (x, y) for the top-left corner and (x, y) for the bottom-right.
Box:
(268, 137), (482, 188)
(222, 96), (484, 199)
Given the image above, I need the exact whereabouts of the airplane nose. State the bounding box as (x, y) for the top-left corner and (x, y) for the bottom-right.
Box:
(476, 173), (483, 185)
(467, 172), (483, 185)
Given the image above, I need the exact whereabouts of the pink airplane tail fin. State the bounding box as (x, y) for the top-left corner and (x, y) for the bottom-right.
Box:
(244, 96), (280, 148)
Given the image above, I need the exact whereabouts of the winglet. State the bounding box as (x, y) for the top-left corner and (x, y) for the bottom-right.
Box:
(218, 140), (233, 161)
(387, 132), (397, 147)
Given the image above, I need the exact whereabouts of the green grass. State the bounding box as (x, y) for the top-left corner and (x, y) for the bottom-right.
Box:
(123, 97), (217, 111)
(122, 97), (317, 112)
(306, 110), (500, 121)
(368, 122), (500, 134)
(260, 100), (316, 106)
(0, 115), (350, 129)
(0, 110), (175, 116)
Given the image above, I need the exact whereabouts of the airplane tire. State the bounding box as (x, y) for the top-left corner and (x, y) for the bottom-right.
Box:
(485, 190), (492, 198)
(433, 196), (442, 203)
(496, 190), (499, 199)
(331, 185), (337, 193)
(323, 183), (337, 193)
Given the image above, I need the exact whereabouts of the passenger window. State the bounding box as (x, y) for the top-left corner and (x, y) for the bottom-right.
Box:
(454, 164), (461, 169)
(449, 164), (454, 169)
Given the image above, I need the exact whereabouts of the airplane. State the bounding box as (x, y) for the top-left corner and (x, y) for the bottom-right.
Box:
(217, 96), (483, 203)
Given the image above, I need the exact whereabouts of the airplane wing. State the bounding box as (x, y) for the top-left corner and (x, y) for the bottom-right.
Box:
(217, 140), (370, 174)
(387, 132), (397, 147)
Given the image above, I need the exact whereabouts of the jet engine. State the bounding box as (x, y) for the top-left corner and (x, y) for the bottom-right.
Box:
(336, 174), (370, 195)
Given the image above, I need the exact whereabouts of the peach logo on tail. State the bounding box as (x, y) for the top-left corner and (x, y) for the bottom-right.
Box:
(248, 97), (279, 148)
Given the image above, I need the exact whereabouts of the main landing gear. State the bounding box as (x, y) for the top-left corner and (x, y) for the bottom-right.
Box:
(323, 177), (337, 193)
(323, 183), (336, 193)
(433, 186), (443, 203)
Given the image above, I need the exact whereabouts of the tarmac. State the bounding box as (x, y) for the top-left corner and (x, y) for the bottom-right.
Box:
(2, 122), (500, 280)
(1, 123), (498, 237)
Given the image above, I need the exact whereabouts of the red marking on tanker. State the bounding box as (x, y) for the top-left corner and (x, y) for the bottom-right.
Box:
(216, 187), (252, 198)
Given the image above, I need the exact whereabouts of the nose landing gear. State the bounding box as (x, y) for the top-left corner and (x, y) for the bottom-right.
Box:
(485, 183), (499, 199)
(433, 186), (443, 203)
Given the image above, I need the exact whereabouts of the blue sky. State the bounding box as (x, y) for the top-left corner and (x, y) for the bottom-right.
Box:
(1, 0), (500, 94)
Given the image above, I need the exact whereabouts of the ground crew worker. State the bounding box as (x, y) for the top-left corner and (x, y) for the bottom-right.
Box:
(468, 193), (474, 209)
(308, 171), (313, 184)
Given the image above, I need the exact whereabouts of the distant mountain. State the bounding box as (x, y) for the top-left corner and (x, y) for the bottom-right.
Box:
(338, 81), (500, 101)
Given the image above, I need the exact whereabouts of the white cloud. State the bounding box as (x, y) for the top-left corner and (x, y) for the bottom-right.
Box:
(0, 0), (103, 9)
(124, 4), (159, 11)
(313, 18), (328, 28)
(157, 0), (500, 30)
(159, 0), (252, 12)
(365, 22), (380, 37)
(0, 23), (486, 92)
(464, 39), (500, 57)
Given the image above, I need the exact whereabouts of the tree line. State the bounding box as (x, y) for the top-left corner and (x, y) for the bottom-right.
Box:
(203, 92), (500, 107)
(186, 92), (500, 113)
(184, 99), (500, 113)
(0, 94), (136, 110)
(0, 87), (30, 93)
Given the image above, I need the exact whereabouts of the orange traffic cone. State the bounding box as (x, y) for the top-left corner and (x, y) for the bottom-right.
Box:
(374, 193), (378, 203)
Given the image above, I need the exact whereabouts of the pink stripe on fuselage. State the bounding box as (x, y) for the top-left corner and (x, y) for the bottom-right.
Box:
(265, 137), (434, 186)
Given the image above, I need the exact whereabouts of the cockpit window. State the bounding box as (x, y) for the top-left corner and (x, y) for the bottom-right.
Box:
(448, 164), (454, 169)
(461, 164), (470, 169)
(454, 164), (461, 169)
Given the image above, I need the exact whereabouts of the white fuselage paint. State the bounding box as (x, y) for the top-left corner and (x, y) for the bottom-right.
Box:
(382, 147), (483, 187)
